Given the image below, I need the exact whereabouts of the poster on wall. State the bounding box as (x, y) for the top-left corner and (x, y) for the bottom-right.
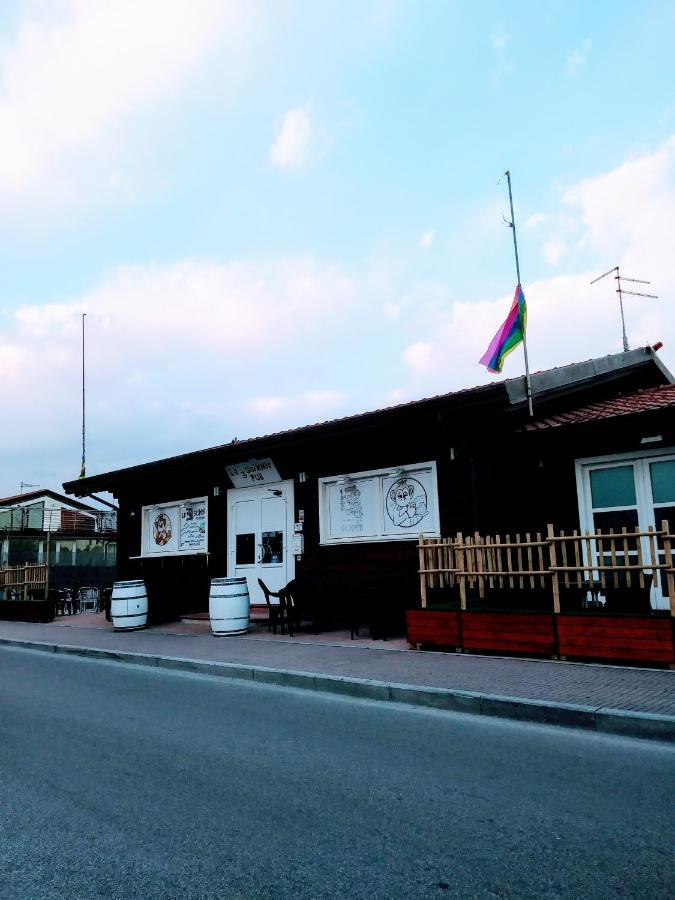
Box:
(143, 497), (208, 556)
(179, 501), (207, 550)
(328, 480), (378, 538)
(382, 471), (434, 534)
(319, 462), (440, 544)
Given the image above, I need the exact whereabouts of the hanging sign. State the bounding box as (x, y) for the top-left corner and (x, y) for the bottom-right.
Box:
(226, 458), (281, 487)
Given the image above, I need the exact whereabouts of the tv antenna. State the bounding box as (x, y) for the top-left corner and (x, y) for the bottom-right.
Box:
(590, 265), (657, 352)
(20, 482), (40, 494)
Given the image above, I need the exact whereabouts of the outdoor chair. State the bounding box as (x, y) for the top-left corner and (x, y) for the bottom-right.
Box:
(257, 578), (287, 635)
(78, 587), (99, 613)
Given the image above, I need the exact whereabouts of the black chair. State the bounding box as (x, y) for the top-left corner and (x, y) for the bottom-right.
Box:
(280, 580), (300, 636)
(257, 578), (286, 635)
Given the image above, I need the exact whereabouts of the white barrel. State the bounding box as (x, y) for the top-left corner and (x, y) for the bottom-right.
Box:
(209, 577), (250, 636)
(111, 579), (148, 631)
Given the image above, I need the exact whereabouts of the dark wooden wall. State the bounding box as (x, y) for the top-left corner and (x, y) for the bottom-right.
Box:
(110, 401), (674, 621)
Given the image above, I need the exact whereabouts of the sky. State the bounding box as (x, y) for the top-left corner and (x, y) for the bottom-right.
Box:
(1, 0), (674, 498)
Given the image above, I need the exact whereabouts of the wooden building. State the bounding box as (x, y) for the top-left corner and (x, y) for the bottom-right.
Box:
(63, 347), (674, 627)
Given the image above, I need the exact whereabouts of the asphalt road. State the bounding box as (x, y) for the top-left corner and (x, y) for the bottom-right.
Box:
(1, 647), (673, 900)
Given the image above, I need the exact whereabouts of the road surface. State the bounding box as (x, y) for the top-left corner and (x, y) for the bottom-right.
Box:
(1, 646), (673, 899)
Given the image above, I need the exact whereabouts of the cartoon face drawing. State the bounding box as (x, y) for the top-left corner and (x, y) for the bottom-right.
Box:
(153, 512), (172, 546)
(386, 477), (428, 528)
(340, 483), (363, 519)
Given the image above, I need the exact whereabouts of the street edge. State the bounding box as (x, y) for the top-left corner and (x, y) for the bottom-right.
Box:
(2, 637), (673, 742)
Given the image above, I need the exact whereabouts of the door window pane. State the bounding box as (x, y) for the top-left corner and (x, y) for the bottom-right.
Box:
(236, 533), (255, 565)
(592, 509), (639, 533)
(590, 466), (636, 508)
(261, 531), (283, 564)
(650, 460), (675, 504)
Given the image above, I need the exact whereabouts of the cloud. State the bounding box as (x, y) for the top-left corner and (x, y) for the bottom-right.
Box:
(490, 29), (513, 85)
(0, 255), (356, 478)
(525, 212), (547, 229)
(542, 238), (568, 266)
(490, 30), (510, 53)
(248, 389), (347, 421)
(269, 104), (322, 169)
(0, 0), (252, 204)
(566, 38), (592, 76)
(419, 229), (435, 248)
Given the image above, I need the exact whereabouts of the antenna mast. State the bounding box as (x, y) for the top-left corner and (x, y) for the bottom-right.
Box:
(81, 313), (86, 479)
(590, 266), (658, 352)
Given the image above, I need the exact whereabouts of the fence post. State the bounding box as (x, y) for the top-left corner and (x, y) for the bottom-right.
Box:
(456, 532), (467, 610)
(547, 524), (561, 614)
(418, 535), (427, 609)
(662, 519), (675, 618)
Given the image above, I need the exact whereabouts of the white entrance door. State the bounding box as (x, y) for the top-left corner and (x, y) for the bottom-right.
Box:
(227, 481), (295, 605)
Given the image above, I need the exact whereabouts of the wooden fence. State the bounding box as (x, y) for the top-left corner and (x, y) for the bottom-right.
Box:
(0, 564), (49, 600)
(418, 521), (675, 615)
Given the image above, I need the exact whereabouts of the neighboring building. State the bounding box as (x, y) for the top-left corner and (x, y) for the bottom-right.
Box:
(0, 489), (117, 594)
(63, 347), (674, 623)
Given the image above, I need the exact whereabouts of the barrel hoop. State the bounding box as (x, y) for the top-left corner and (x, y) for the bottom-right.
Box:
(209, 591), (250, 599)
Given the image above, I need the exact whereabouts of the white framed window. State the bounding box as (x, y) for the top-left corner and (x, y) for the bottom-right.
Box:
(576, 448), (675, 610)
(318, 461), (440, 545)
(141, 497), (208, 557)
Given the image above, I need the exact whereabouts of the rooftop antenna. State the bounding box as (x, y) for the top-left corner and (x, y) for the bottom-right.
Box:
(20, 482), (40, 494)
(590, 266), (658, 352)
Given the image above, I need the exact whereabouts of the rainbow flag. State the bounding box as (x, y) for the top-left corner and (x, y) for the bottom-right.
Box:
(479, 284), (527, 374)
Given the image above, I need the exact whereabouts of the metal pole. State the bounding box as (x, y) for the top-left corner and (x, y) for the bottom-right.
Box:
(615, 268), (629, 352)
(505, 171), (533, 417)
(81, 313), (86, 478)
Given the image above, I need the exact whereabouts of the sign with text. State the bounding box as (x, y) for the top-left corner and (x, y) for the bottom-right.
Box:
(226, 458), (281, 487)
(142, 497), (208, 556)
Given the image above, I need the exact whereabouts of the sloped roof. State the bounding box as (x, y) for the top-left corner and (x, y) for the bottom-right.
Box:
(524, 384), (675, 431)
(63, 346), (672, 496)
(0, 488), (95, 512)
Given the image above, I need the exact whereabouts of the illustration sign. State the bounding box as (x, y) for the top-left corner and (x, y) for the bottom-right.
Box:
(153, 511), (173, 546)
(226, 458), (281, 488)
(328, 480), (377, 538)
(143, 497), (208, 556)
(384, 476), (429, 529)
(319, 462), (440, 544)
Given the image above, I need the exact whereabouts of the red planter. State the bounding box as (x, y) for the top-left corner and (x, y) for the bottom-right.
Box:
(557, 615), (674, 663)
(460, 611), (556, 655)
(406, 609), (459, 647)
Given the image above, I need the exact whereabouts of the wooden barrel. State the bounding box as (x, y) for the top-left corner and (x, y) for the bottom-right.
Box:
(209, 577), (250, 636)
(111, 579), (148, 631)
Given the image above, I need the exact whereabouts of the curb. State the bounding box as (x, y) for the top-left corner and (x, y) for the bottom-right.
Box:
(2, 636), (674, 743)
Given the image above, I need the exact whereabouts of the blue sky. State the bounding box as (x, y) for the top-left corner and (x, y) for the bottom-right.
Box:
(1, 0), (674, 496)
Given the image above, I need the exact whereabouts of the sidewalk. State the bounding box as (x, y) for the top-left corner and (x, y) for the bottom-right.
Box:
(1, 615), (674, 741)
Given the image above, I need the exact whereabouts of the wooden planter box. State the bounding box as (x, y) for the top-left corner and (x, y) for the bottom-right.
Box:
(0, 599), (54, 623)
(557, 615), (674, 664)
(406, 609), (460, 647)
(460, 611), (556, 656)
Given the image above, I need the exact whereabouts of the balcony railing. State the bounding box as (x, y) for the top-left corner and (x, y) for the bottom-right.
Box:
(0, 507), (117, 535)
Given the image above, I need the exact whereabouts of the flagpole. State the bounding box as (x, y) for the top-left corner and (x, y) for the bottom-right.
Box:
(505, 170), (534, 417)
(81, 313), (86, 479)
